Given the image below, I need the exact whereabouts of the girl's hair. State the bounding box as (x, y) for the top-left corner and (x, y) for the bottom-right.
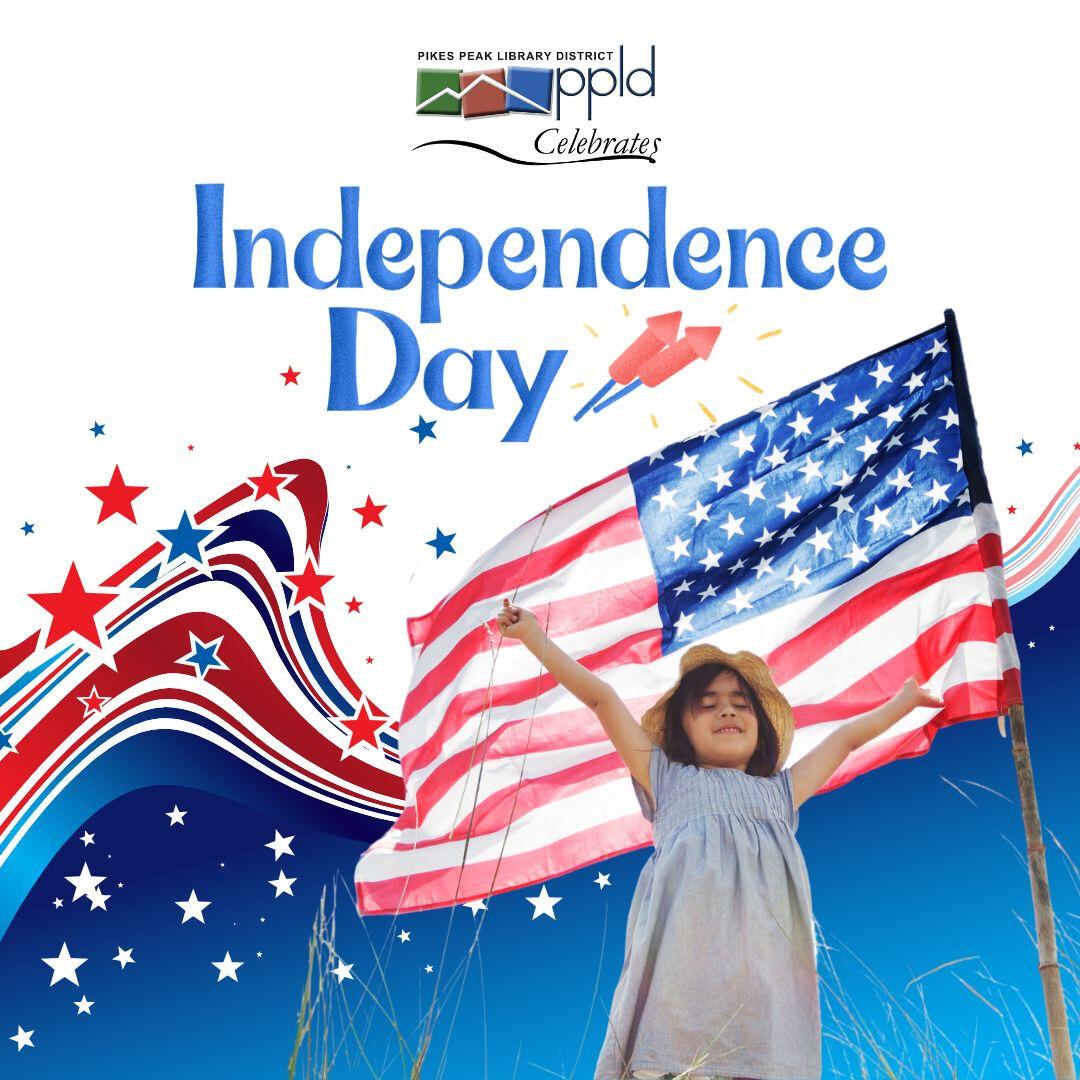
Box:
(660, 662), (780, 776)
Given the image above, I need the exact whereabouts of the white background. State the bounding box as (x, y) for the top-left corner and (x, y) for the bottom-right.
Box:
(2, 1), (1077, 715)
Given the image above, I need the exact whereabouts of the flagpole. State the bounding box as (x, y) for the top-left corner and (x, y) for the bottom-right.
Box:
(1007, 701), (1075, 1078)
(944, 309), (1074, 1075)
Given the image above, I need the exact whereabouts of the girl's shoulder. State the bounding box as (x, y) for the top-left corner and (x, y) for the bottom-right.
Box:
(631, 742), (690, 822)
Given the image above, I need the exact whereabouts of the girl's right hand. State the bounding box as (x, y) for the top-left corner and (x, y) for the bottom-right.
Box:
(495, 598), (541, 643)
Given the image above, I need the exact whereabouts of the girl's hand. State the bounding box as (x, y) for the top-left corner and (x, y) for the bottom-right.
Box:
(895, 676), (945, 713)
(495, 598), (542, 644)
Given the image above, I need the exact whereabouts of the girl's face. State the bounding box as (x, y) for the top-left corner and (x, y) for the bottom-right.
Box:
(680, 669), (760, 770)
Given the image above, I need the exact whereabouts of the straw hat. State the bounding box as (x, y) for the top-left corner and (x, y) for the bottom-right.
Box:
(640, 643), (795, 771)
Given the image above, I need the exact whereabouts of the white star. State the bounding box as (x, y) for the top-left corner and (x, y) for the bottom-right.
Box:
(845, 395), (870, 420)
(9, 1026), (33, 1051)
(332, 961), (354, 983)
(673, 578), (693, 596)
(824, 427), (845, 449)
(698, 548), (722, 571)
(868, 360), (893, 386)
(88, 888), (110, 911)
(114, 946), (135, 969)
(700, 424), (722, 441)
(806, 527), (833, 555)
(675, 451), (699, 477)
(52, 898), (63, 909)
(594, 872), (611, 889)
(687, 500), (711, 526)
(752, 556), (775, 579)
(905, 518), (923, 536)
(269, 870), (297, 897)
(832, 468), (856, 489)
(911, 404), (928, 419)
(673, 611), (696, 638)
(776, 492), (802, 518)
(887, 467), (913, 494)
(957, 489), (971, 506)
(939, 408), (960, 429)
(647, 449), (665, 463)
(926, 480), (951, 506)
(176, 890), (211, 924)
(526, 883), (562, 920)
(948, 450), (964, 472)
(424, 964), (434, 973)
(926, 338), (947, 358)
(265, 830), (295, 861)
(79, 831), (95, 847)
(65, 864), (105, 903)
(463, 899), (487, 916)
(730, 429), (756, 457)
(845, 543), (870, 567)
(741, 477), (766, 504)
(755, 401), (778, 420)
(812, 380), (836, 404)
(398, 930), (411, 942)
(727, 587), (753, 613)
(832, 494), (855, 517)
(166, 805), (187, 826)
(797, 457), (824, 484)
(885, 433), (903, 450)
(778, 526), (797, 543)
(708, 464), (734, 492)
(720, 513), (745, 539)
(651, 484), (678, 511)
(855, 435), (881, 461)
(787, 411), (813, 437)
(754, 525), (776, 547)
(212, 952), (244, 982)
(787, 564), (811, 589)
(726, 557), (746, 575)
(914, 437), (939, 458)
(697, 583), (718, 601)
(879, 403), (903, 426)
(666, 535), (690, 561)
(74, 995), (94, 1015)
(863, 505), (890, 533)
(42, 943), (87, 987)
(762, 446), (788, 468)
(904, 371), (926, 392)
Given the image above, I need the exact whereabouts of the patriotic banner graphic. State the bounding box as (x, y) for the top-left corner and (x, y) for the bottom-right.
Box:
(355, 310), (1023, 917)
(0, 460), (404, 938)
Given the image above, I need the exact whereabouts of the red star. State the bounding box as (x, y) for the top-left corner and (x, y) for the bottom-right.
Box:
(284, 558), (334, 607)
(248, 464), (291, 501)
(281, 366), (301, 386)
(345, 596), (363, 613)
(76, 685), (111, 718)
(28, 564), (117, 648)
(1007, 506), (1017, 514)
(86, 466), (148, 524)
(353, 496), (387, 528)
(365, 656), (374, 664)
(187, 444), (195, 452)
(342, 700), (389, 752)
(1074, 442), (1080, 451)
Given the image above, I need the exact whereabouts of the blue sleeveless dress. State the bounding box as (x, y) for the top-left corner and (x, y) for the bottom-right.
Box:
(593, 743), (821, 1080)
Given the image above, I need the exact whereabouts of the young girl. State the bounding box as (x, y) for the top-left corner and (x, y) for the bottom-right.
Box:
(495, 597), (944, 1080)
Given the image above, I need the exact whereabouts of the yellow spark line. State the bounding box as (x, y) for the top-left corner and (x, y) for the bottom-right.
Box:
(650, 414), (659, 429)
(698, 401), (717, 423)
(622, 304), (630, 316)
(584, 324), (599, 338)
(738, 375), (764, 394)
(756, 329), (782, 341)
(570, 381), (585, 389)
(727, 303), (738, 314)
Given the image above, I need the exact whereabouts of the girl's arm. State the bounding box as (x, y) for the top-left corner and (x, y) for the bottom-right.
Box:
(495, 599), (656, 799)
(789, 678), (945, 808)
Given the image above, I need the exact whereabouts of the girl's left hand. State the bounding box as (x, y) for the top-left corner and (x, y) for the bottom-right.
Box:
(896, 676), (945, 712)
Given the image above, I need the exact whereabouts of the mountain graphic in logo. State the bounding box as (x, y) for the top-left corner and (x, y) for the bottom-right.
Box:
(415, 67), (553, 117)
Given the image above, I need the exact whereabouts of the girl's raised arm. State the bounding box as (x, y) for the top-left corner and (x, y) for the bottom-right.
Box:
(494, 599), (656, 800)
(789, 678), (945, 808)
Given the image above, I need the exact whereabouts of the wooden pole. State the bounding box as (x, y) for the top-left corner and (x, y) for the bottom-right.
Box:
(1008, 702), (1075, 1077)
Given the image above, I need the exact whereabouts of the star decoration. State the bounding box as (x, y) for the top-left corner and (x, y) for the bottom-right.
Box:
(28, 564), (116, 649)
(176, 890), (211, 924)
(411, 416), (437, 442)
(90, 421), (106, 437)
(212, 952), (244, 982)
(426, 527), (456, 558)
(345, 596), (362, 613)
(65, 863), (106, 903)
(342, 699), (389, 753)
(158, 511), (216, 565)
(269, 870), (297, 897)
(86, 466), (147, 524)
(265, 830), (295, 860)
(463, 899), (487, 915)
(284, 558), (334, 607)
(248, 465), (292, 501)
(9, 1026), (33, 1051)
(397, 930), (411, 943)
(926, 338), (947, 358)
(353, 496), (387, 528)
(1016, 438), (1033, 456)
(42, 942), (87, 986)
(594, 872), (611, 889)
(1007, 506), (1017, 515)
(166, 804), (187, 826)
(525, 883), (563, 920)
(76, 686), (111, 718)
(74, 995), (94, 1015)
(113, 946), (135, 969)
(332, 961), (354, 983)
(21, 521), (35, 535)
(281, 366), (301, 386)
(178, 633), (228, 679)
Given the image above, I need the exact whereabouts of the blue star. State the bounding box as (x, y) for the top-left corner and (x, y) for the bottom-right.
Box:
(178, 634), (227, 678)
(158, 511), (215, 564)
(20, 522), (34, 536)
(426, 527), (456, 558)
(1017, 438), (1033, 456)
(90, 421), (106, 437)
(411, 416), (437, 443)
(0, 729), (13, 751)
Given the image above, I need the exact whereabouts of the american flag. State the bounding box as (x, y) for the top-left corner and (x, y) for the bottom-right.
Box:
(354, 311), (1021, 916)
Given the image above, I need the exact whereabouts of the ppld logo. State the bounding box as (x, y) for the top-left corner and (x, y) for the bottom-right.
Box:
(415, 47), (655, 121)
